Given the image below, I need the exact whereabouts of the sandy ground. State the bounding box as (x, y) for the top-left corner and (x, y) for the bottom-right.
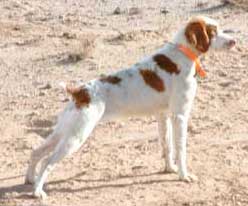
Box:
(0, 0), (248, 205)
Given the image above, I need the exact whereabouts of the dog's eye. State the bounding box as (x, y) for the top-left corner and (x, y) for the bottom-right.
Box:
(207, 26), (217, 38)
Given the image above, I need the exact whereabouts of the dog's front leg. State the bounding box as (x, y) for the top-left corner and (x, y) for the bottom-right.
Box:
(157, 114), (177, 173)
(173, 114), (197, 182)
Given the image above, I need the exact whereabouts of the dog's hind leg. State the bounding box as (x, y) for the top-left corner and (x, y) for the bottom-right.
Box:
(33, 102), (105, 199)
(25, 132), (60, 185)
(25, 101), (89, 185)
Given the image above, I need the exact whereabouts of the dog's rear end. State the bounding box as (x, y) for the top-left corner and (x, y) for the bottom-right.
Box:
(26, 83), (106, 198)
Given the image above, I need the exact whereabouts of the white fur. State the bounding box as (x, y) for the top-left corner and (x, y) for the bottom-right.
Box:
(25, 16), (235, 199)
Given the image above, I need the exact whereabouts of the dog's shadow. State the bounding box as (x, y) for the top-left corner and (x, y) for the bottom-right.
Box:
(0, 174), (34, 199)
(0, 171), (177, 200)
(10, 117), (177, 199)
(47, 171), (178, 194)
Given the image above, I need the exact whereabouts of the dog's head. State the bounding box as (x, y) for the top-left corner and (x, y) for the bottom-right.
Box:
(183, 16), (236, 54)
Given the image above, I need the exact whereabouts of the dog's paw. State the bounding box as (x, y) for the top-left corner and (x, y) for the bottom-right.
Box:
(33, 189), (47, 199)
(180, 173), (198, 183)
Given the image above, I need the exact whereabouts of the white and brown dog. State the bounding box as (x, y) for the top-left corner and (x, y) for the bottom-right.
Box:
(25, 16), (235, 198)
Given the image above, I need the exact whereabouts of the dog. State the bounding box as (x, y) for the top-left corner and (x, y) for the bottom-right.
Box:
(25, 16), (235, 198)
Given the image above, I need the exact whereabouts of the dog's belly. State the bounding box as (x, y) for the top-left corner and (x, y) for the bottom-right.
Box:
(104, 101), (169, 120)
(102, 90), (170, 120)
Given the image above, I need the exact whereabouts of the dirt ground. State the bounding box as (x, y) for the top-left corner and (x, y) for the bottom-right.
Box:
(0, 0), (248, 205)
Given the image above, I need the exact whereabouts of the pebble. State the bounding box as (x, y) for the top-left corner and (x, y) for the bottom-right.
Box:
(218, 81), (232, 87)
(39, 91), (45, 96)
(160, 8), (169, 15)
(242, 145), (248, 152)
(62, 32), (76, 39)
(113, 7), (121, 15)
(38, 83), (51, 90)
(25, 111), (39, 117)
(223, 29), (241, 33)
(128, 7), (141, 15)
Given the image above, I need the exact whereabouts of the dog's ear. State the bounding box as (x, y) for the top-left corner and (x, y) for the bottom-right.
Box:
(185, 21), (210, 53)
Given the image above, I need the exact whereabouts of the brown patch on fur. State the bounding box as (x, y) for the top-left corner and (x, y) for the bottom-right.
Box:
(185, 20), (210, 53)
(139, 69), (165, 92)
(153, 54), (180, 75)
(206, 25), (217, 40)
(100, 75), (122, 84)
(66, 86), (91, 108)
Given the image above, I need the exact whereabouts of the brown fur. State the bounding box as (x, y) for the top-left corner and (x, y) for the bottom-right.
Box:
(100, 75), (122, 84)
(206, 25), (217, 40)
(153, 54), (180, 74)
(66, 86), (91, 108)
(139, 69), (165, 92)
(185, 20), (210, 53)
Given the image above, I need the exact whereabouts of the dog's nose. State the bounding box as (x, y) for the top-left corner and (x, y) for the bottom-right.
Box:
(228, 39), (236, 48)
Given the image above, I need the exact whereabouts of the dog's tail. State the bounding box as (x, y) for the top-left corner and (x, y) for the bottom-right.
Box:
(59, 81), (79, 95)
(59, 82), (91, 108)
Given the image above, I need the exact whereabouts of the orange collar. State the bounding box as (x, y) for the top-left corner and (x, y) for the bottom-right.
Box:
(177, 44), (206, 78)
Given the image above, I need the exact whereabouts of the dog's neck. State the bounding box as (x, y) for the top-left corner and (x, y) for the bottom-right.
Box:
(172, 28), (203, 58)
(171, 28), (207, 78)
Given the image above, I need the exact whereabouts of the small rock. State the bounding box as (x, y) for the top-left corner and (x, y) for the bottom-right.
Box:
(223, 29), (235, 33)
(25, 111), (39, 117)
(196, 2), (209, 8)
(13, 26), (21, 31)
(218, 81), (232, 87)
(132, 165), (144, 170)
(223, 29), (240, 33)
(225, 159), (232, 166)
(68, 53), (82, 63)
(38, 83), (51, 90)
(113, 7), (121, 15)
(118, 145), (125, 149)
(242, 145), (248, 152)
(62, 32), (76, 39)
(160, 8), (169, 15)
(128, 7), (141, 15)
(100, 23), (107, 27)
(39, 91), (45, 96)
(217, 70), (227, 77)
